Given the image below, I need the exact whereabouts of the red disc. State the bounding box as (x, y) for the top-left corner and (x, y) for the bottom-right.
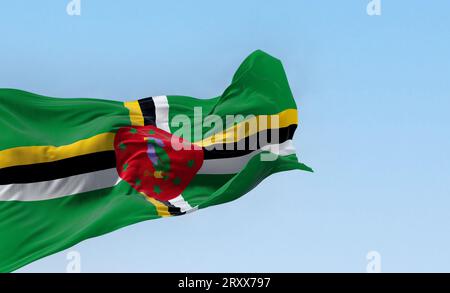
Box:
(114, 125), (204, 201)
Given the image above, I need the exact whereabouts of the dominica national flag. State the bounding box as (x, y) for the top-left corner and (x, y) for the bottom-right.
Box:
(0, 50), (312, 272)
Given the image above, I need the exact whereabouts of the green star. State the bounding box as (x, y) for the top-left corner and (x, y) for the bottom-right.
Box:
(135, 179), (142, 186)
(119, 142), (127, 150)
(173, 177), (181, 186)
(122, 163), (129, 172)
(187, 159), (195, 168)
(129, 128), (138, 134)
(148, 129), (155, 135)
(153, 185), (161, 194)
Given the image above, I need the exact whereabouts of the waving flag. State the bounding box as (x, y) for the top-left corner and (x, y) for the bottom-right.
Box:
(0, 50), (312, 272)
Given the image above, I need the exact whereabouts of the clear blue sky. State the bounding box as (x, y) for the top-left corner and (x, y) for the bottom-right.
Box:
(1, 0), (449, 272)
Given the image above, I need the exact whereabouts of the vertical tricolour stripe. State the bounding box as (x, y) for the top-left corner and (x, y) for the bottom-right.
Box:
(152, 96), (195, 214)
(124, 101), (145, 126)
(153, 96), (170, 132)
(138, 97), (156, 125)
(143, 194), (171, 217)
(125, 96), (196, 215)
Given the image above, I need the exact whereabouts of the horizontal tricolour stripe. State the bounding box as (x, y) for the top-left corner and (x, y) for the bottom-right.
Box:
(0, 96), (296, 204)
(194, 109), (297, 147)
(203, 124), (296, 159)
(0, 95), (296, 203)
(0, 168), (121, 202)
(0, 132), (115, 169)
(0, 140), (297, 201)
(0, 151), (116, 184)
(198, 140), (296, 174)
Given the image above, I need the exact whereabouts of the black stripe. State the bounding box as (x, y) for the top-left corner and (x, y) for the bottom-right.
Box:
(160, 200), (185, 216)
(0, 151), (117, 184)
(203, 124), (297, 160)
(138, 97), (156, 126)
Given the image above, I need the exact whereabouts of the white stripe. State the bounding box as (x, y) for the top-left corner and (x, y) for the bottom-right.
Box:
(0, 168), (121, 202)
(153, 95), (170, 132)
(198, 140), (296, 174)
(168, 194), (197, 213)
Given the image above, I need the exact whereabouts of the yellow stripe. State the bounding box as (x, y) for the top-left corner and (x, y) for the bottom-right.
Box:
(144, 194), (171, 217)
(124, 101), (144, 126)
(0, 132), (115, 169)
(195, 109), (298, 147)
